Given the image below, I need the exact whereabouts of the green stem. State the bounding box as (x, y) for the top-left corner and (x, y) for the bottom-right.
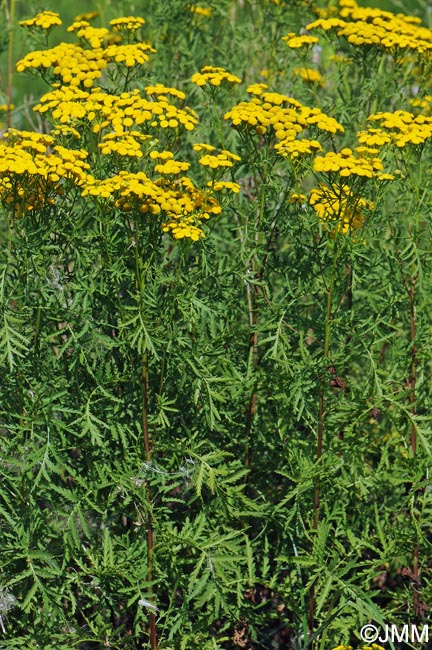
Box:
(133, 218), (157, 650)
(409, 276), (417, 456)
(34, 303), (42, 354)
(243, 281), (257, 481)
(409, 274), (420, 618)
(141, 349), (157, 650)
(313, 243), (338, 529)
(212, 100), (225, 149)
(243, 148), (269, 487)
(308, 239), (339, 635)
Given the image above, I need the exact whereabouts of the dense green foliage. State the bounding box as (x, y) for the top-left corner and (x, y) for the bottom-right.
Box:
(1, 1), (432, 649)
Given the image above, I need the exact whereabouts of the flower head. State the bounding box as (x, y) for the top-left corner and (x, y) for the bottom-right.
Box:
(282, 32), (319, 48)
(191, 66), (241, 87)
(293, 67), (324, 85)
(310, 183), (371, 235)
(19, 10), (62, 30)
(110, 16), (145, 32)
(189, 5), (212, 18)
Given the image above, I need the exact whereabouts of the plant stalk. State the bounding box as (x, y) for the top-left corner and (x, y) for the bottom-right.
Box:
(409, 276), (417, 455)
(141, 351), (157, 650)
(409, 275), (420, 618)
(242, 143), (267, 487)
(313, 249), (337, 529)
(134, 224), (157, 650)
(308, 241), (338, 634)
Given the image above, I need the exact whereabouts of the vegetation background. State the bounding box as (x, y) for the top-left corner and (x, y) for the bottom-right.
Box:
(1, 1), (432, 649)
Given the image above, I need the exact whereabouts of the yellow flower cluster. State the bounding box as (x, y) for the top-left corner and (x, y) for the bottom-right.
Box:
(293, 67), (324, 85)
(154, 160), (191, 175)
(195, 145), (241, 169)
(363, 110), (432, 148)
(277, 138), (322, 158)
(11, 12), (239, 241)
(3, 129), (55, 154)
(356, 128), (392, 147)
(17, 19), (155, 89)
(313, 147), (384, 178)
(409, 95), (432, 115)
(109, 16), (145, 32)
(81, 171), (221, 240)
(16, 43), (108, 89)
(149, 150), (175, 161)
(192, 143), (216, 153)
(67, 20), (96, 33)
(224, 84), (343, 160)
(67, 23), (111, 49)
(104, 43), (155, 68)
(0, 129), (90, 216)
(282, 32), (319, 49)
(189, 5), (212, 18)
(2, 130), (90, 184)
(146, 84), (186, 101)
(19, 10), (62, 30)
(191, 66), (241, 87)
(306, 0), (432, 56)
(209, 180), (241, 193)
(99, 131), (151, 157)
(34, 86), (198, 134)
(51, 124), (81, 139)
(309, 183), (370, 234)
(289, 192), (307, 204)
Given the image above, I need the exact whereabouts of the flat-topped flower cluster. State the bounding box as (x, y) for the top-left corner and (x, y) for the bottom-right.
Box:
(2, 12), (242, 241)
(7, 1), (432, 242)
(224, 84), (342, 155)
(304, 0), (432, 55)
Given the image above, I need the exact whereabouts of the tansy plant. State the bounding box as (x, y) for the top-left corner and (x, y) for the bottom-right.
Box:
(1, 2), (432, 650)
(0, 9), (241, 650)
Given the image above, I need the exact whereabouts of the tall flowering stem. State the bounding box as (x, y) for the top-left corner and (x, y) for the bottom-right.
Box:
(142, 353), (157, 650)
(401, 240), (420, 618)
(408, 255), (419, 617)
(409, 276), (417, 456)
(306, 168), (380, 634)
(242, 134), (267, 483)
(357, 104), (432, 617)
(308, 237), (339, 634)
(314, 242), (339, 529)
(224, 83), (340, 487)
(131, 219), (157, 650)
(386, 214), (421, 617)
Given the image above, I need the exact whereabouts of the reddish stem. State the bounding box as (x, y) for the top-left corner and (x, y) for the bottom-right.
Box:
(142, 355), (157, 649)
(409, 277), (420, 618)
